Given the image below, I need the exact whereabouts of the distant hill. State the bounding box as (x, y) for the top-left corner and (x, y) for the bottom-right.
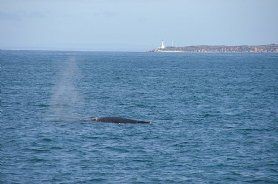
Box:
(151, 44), (278, 53)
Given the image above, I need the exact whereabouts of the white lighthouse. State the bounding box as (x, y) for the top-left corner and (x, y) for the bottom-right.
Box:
(160, 41), (165, 49)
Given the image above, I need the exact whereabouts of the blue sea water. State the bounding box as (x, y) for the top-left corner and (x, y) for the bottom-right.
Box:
(1, 51), (278, 183)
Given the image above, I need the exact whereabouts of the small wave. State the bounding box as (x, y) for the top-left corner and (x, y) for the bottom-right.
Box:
(41, 137), (52, 142)
(29, 157), (47, 163)
(36, 103), (50, 108)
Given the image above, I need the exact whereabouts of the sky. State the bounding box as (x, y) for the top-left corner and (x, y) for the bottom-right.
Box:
(0, 0), (278, 51)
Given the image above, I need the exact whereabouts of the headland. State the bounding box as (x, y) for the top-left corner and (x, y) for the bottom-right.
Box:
(151, 42), (278, 53)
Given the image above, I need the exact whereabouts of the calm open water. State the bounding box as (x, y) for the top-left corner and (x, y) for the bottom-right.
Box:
(1, 51), (278, 183)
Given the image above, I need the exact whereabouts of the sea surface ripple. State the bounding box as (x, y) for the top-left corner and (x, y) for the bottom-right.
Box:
(1, 51), (278, 183)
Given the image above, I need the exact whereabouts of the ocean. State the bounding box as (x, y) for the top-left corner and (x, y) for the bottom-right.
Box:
(1, 51), (277, 183)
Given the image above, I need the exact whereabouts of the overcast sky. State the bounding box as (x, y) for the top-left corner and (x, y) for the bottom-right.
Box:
(0, 0), (278, 51)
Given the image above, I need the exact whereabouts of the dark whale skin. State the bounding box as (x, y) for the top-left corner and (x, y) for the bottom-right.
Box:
(91, 117), (151, 124)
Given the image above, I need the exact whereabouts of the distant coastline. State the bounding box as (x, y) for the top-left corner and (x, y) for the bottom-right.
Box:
(151, 43), (278, 53)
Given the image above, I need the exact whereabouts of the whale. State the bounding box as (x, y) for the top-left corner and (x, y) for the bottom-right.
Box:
(91, 117), (151, 124)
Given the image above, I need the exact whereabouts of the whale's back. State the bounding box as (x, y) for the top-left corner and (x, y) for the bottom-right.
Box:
(91, 117), (150, 124)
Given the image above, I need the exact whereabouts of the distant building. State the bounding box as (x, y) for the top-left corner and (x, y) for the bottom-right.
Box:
(160, 41), (165, 49)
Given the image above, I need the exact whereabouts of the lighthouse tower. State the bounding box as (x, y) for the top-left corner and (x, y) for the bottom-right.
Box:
(160, 41), (165, 49)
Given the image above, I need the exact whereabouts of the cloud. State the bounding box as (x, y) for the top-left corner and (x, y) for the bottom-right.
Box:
(0, 10), (46, 21)
(0, 11), (21, 21)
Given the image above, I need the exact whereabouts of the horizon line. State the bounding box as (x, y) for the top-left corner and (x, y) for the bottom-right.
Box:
(1, 43), (277, 53)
